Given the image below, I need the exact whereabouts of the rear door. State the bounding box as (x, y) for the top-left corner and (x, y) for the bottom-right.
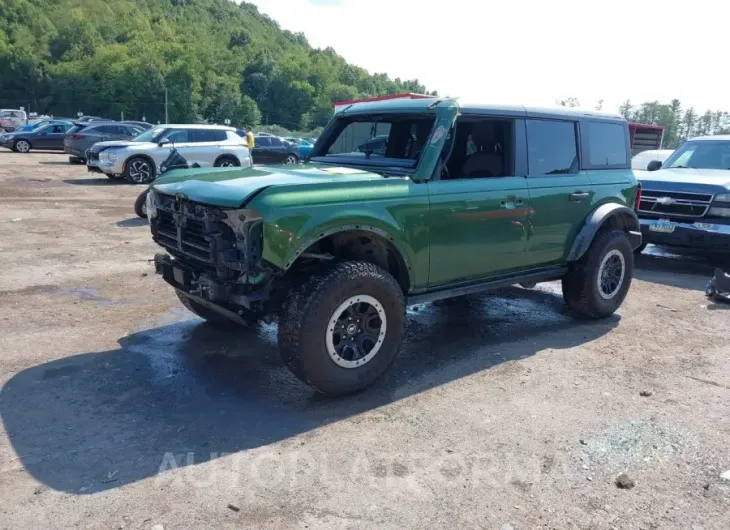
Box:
(523, 118), (594, 266)
(190, 128), (227, 166)
(46, 124), (70, 149)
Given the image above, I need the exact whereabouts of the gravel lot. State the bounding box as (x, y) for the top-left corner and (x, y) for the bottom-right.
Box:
(1, 151), (729, 529)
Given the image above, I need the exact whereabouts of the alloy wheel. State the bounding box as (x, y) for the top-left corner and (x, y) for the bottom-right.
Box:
(597, 249), (626, 300)
(325, 295), (387, 368)
(16, 140), (30, 153)
(128, 160), (152, 183)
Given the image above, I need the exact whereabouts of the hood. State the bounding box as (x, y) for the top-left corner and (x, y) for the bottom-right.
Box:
(88, 140), (152, 152)
(152, 164), (384, 208)
(637, 167), (730, 193)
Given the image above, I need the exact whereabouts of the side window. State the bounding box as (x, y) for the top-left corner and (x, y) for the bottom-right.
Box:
(192, 129), (226, 142)
(256, 137), (271, 147)
(442, 117), (514, 179)
(588, 122), (627, 166)
(269, 137), (283, 147)
(527, 120), (579, 176)
(51, 125), (65, 133)
(94, 125), (116, 134)
(127, 126), (143, 136)
(164, 129), (190, 143)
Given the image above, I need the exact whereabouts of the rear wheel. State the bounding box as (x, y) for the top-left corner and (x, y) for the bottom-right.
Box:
(562, 229), (634, 319)
(278, 261), (405, 396)
(284, 154), (299, 165)
(124, 156), (155, 184)
(214, 156), (240, 168)
(13, 139), (31, 153)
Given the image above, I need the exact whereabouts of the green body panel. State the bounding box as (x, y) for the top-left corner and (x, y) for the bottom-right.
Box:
(525, 170), (635, 265)
(247, 178), (432, 290)
(426, 177), (529, 286)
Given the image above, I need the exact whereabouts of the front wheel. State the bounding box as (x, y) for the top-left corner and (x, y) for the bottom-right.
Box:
(124, 156), (156, 184)
(13, 140), (31, 153)
(278, 261), (406, 396)
(562, 229), (634, 319)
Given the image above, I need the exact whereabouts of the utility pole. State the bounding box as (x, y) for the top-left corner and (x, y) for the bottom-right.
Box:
(164, 87), (169, 124)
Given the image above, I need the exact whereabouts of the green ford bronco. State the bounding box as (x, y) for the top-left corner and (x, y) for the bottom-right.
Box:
(147, 98), (642, 395)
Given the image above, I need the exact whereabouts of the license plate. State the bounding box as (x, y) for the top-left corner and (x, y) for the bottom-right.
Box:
(694, 222), (719, 232)
(649, 220), (676, 233)
(173, 267), (188, 286)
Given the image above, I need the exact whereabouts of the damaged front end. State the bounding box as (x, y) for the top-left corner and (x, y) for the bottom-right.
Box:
(148, 189), (276, 318)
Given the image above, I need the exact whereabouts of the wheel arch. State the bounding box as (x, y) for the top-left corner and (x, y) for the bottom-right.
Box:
(214, 154), (240, 166)
(124, 153), (156, 174)
(13, 137), (32, 149)
(567, 203), (642, 262)
(282, 225), (413, 293)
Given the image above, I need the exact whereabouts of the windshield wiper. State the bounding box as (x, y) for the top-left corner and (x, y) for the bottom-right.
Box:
(668, 165), (689, 168)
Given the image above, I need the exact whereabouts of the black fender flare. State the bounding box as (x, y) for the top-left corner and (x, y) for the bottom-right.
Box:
(567, 203), (643, 261)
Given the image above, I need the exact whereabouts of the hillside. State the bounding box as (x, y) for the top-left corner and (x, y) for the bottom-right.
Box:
(0, 0), (434, 128)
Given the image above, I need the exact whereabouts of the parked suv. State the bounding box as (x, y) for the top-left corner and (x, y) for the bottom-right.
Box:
(147, 99), (641, 395)
(64, 122), (145, 163)
(636, 135), (730, 253)
(89, 124), (252, 183)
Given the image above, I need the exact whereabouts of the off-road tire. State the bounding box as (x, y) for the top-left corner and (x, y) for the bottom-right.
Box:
(134, 189), (149, 218)
(278, 261), (406, 396)
(562, 229), (634, 319)
(175, 290), (258, 327)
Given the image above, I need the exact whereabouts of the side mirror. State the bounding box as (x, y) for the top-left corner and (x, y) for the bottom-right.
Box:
(158, 138), (170, 147)
(647, 160), (663, 172)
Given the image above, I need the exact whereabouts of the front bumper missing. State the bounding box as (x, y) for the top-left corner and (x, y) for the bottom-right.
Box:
(153, 253), (263, 322)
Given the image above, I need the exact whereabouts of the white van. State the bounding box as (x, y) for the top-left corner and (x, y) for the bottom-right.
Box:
(631, 149), (674, 171)
(0, 109), (28, 131)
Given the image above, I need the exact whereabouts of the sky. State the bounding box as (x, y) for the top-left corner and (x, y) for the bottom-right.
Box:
(247, 0), (729, 114)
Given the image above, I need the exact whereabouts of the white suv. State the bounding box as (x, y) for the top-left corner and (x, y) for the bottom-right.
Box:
(88, 124), (252, 183)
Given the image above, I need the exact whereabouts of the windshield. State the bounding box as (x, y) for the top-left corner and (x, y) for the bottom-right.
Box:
(663, 140), (730, 170)
(133, 127), (166, 143)
(311, 114), (436, 170)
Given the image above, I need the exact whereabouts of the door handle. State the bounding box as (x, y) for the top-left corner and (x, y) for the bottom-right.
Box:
(570, 192), (590, 202)
(500, 196), (524, 209)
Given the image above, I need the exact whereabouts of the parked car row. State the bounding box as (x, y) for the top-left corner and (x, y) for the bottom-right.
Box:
(87, 124), (252, 183)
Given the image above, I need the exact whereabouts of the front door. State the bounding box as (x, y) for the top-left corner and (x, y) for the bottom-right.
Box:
(36, 125), (66, 149)
(522, 119), (595, 266)
(427, 117), (530, 287)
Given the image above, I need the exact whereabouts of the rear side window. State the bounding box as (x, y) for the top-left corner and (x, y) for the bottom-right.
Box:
(255, 137), (271, 146)
(192, 129), (226, 142)
(67, 125), (85, 134)
(92, 125), (117, 134)
(588, 122), (627, 166)
(527, 120), (579, 175)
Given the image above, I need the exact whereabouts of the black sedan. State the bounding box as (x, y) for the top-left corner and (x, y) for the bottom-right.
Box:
(0, 122), (72, 153)
(251, 135), (301, 164)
